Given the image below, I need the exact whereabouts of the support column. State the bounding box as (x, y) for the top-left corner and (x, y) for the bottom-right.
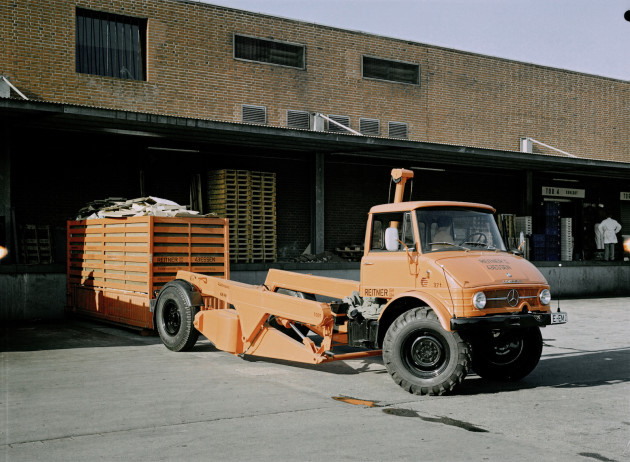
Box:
(524, 170), (533, 216)
(311, 153), (325, 254)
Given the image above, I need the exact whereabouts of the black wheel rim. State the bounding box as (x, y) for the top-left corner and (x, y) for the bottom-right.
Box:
(486, 332), (524, 366)
(162, 301), (181, 336)
(401, 329), (450, 378)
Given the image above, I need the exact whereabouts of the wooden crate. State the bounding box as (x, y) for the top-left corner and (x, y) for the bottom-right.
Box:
(66, 216), (229, 329)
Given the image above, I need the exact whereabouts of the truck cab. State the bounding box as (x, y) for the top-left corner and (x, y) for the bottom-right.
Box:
(361, 201), (554, 323)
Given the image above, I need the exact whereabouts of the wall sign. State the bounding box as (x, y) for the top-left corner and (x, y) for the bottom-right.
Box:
(621, 192), (630, 201)
(542, 186), (585, 198)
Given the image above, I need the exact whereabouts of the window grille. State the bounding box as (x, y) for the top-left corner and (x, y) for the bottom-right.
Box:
(363, 56), (419, 85)
(75, 8), (146, 80)
(234, 34), (305, 69)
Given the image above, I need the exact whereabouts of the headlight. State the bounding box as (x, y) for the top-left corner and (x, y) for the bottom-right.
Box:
(472, 292), (487, 309)
(539, 289), (551, 305)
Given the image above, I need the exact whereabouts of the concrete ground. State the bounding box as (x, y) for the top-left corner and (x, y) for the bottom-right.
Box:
(1, 298), (629, 462)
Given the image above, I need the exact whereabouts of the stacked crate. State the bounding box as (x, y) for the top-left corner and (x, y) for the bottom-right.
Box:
(561, 218), (574, 261)
(498, 214), (517, 249)
(544, 201), (561, 261)
(250, 171), (277, 262)
(531, 234), (547, 261)
(516, 216), (532, 260)
(207, 169), (277, 263)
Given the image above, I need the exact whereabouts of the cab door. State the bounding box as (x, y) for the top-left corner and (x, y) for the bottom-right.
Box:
(360, 211), (418, 299)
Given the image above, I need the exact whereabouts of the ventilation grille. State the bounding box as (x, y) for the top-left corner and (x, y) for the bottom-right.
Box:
(287, 110), (310, 130)
(360, 118), (380, 136)
(388, 121), (408, 139)
(327, 115), (351, 133)
(242, 105), (267, 125)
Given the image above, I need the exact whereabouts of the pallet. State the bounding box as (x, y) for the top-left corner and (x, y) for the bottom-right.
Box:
(207, 169), (277, 263)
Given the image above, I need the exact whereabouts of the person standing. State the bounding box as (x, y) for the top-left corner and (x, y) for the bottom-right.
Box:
(598, 214), (622, 261)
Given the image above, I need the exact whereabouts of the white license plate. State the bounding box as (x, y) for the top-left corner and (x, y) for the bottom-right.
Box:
(551, 312), (568, 324)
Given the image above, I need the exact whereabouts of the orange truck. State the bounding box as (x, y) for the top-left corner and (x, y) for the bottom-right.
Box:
(153, 168), (567, 395)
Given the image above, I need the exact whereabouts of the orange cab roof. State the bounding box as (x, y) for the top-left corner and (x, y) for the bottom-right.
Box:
(369, 201), (496, 214)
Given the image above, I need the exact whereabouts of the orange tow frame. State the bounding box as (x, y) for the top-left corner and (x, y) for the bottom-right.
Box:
(176, 270), (382, 364)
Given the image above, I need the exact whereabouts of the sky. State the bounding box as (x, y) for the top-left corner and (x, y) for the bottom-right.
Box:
(201, 0), (629, 81)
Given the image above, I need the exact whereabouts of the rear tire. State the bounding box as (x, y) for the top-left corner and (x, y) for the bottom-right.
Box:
(155, 282), (200, 352)
(383, 307), (470, 396)
(470, 327), (543, 381)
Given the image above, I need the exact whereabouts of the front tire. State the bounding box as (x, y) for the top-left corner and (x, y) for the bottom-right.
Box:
(383, 307), (470, 396)
(470, 327), (543, 381)
(155, 282), (200, 352)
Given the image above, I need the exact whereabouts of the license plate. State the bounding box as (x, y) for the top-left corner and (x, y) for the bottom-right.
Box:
(551, 312), (568, 324)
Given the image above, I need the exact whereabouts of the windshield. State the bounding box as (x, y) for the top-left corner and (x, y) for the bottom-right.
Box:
(416, 207), (507, 253)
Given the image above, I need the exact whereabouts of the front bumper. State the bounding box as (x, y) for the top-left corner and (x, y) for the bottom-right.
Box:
(451, 311), (567, 331)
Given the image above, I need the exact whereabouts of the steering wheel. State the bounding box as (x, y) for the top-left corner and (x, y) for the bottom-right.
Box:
(461, 232), (487, 245)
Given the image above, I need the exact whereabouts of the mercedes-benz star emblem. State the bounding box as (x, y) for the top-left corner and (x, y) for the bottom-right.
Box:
(506, 289), (520, 307)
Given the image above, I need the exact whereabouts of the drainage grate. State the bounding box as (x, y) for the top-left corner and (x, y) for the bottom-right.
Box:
(242, 105), (267, 125)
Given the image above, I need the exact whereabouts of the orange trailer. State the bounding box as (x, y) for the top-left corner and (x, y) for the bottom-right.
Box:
(154, 169), (567, 395)
(66, 216), (229, 329)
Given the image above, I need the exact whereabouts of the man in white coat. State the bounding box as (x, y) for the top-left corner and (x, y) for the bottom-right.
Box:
(598, 215), (622, 261)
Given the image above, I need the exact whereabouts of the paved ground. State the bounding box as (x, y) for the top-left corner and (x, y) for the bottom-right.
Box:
(2, 298), (629, 462)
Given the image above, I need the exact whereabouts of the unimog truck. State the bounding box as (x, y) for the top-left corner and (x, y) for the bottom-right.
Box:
(154, 168), (567, 395)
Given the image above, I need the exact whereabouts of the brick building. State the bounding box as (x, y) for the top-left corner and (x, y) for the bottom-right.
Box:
(1, 0), (629, 317)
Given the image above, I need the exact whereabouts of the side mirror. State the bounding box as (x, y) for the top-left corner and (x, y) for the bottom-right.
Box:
(385, 227), (400, 251)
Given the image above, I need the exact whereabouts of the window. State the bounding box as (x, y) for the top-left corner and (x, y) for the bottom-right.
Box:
(234, 34), (305, 69)
(75, 8), (147, 80)
(362, 56), (419, 85)
(370, 212), (415, 252)
(416, 207), (507, 253)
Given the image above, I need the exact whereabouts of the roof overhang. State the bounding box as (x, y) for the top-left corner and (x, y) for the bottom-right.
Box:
(2, 99), (629, 179)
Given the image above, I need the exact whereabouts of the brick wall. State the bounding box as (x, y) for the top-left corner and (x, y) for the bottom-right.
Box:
(3, 0), (628, 164)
